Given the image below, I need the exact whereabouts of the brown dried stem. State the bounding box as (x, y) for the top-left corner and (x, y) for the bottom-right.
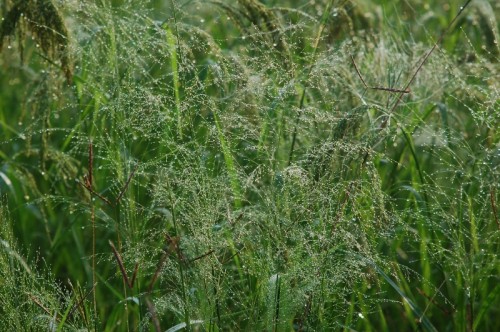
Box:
(361, 0), (474, 166)
(490, 187), (500, 231)
(109, 240), (137, 289)
(351, 55), (410, 94)
(116, 164), (139, 205)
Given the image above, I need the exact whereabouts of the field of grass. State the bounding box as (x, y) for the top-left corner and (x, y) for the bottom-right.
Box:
(0, 0), (499, 330)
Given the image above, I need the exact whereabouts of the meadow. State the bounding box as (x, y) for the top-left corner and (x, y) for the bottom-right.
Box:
(0, 0), (499, 330)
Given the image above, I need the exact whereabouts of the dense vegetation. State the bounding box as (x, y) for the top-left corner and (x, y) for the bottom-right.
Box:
(0, 0), (498, 330)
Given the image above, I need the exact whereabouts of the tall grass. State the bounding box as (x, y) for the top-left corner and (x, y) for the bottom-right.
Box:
(0, 0), (499, 330)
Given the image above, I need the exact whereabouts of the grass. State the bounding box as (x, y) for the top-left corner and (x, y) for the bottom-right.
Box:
(0, 0), (499, 330)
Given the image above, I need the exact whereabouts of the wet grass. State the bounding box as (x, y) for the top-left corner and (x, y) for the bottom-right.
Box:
(0, 0), (499, 331)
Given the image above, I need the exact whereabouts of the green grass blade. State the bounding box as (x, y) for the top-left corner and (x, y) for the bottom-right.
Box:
(213, 109), (242, 208)
(164, 25), (182, 139)
(165, 320), (204, 332)
(366, 258), (438, 332)
(474, 283), (500, 330)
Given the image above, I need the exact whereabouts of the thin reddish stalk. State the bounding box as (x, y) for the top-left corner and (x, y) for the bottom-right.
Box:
(351, 55), (410, 94)
(490, 188), (500, 230)
(109, 240), (134, 289)
(116, 163), (139, 204)
(381, 0), (473, 129)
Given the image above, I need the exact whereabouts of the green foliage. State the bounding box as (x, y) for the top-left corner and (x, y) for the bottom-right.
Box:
(0, 0), (499, 330)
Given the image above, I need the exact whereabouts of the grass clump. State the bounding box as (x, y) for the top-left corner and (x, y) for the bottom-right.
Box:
(0, 0), (499, 330)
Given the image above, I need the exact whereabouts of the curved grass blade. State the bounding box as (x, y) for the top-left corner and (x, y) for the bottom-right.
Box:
(359, 256), (438, 332)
